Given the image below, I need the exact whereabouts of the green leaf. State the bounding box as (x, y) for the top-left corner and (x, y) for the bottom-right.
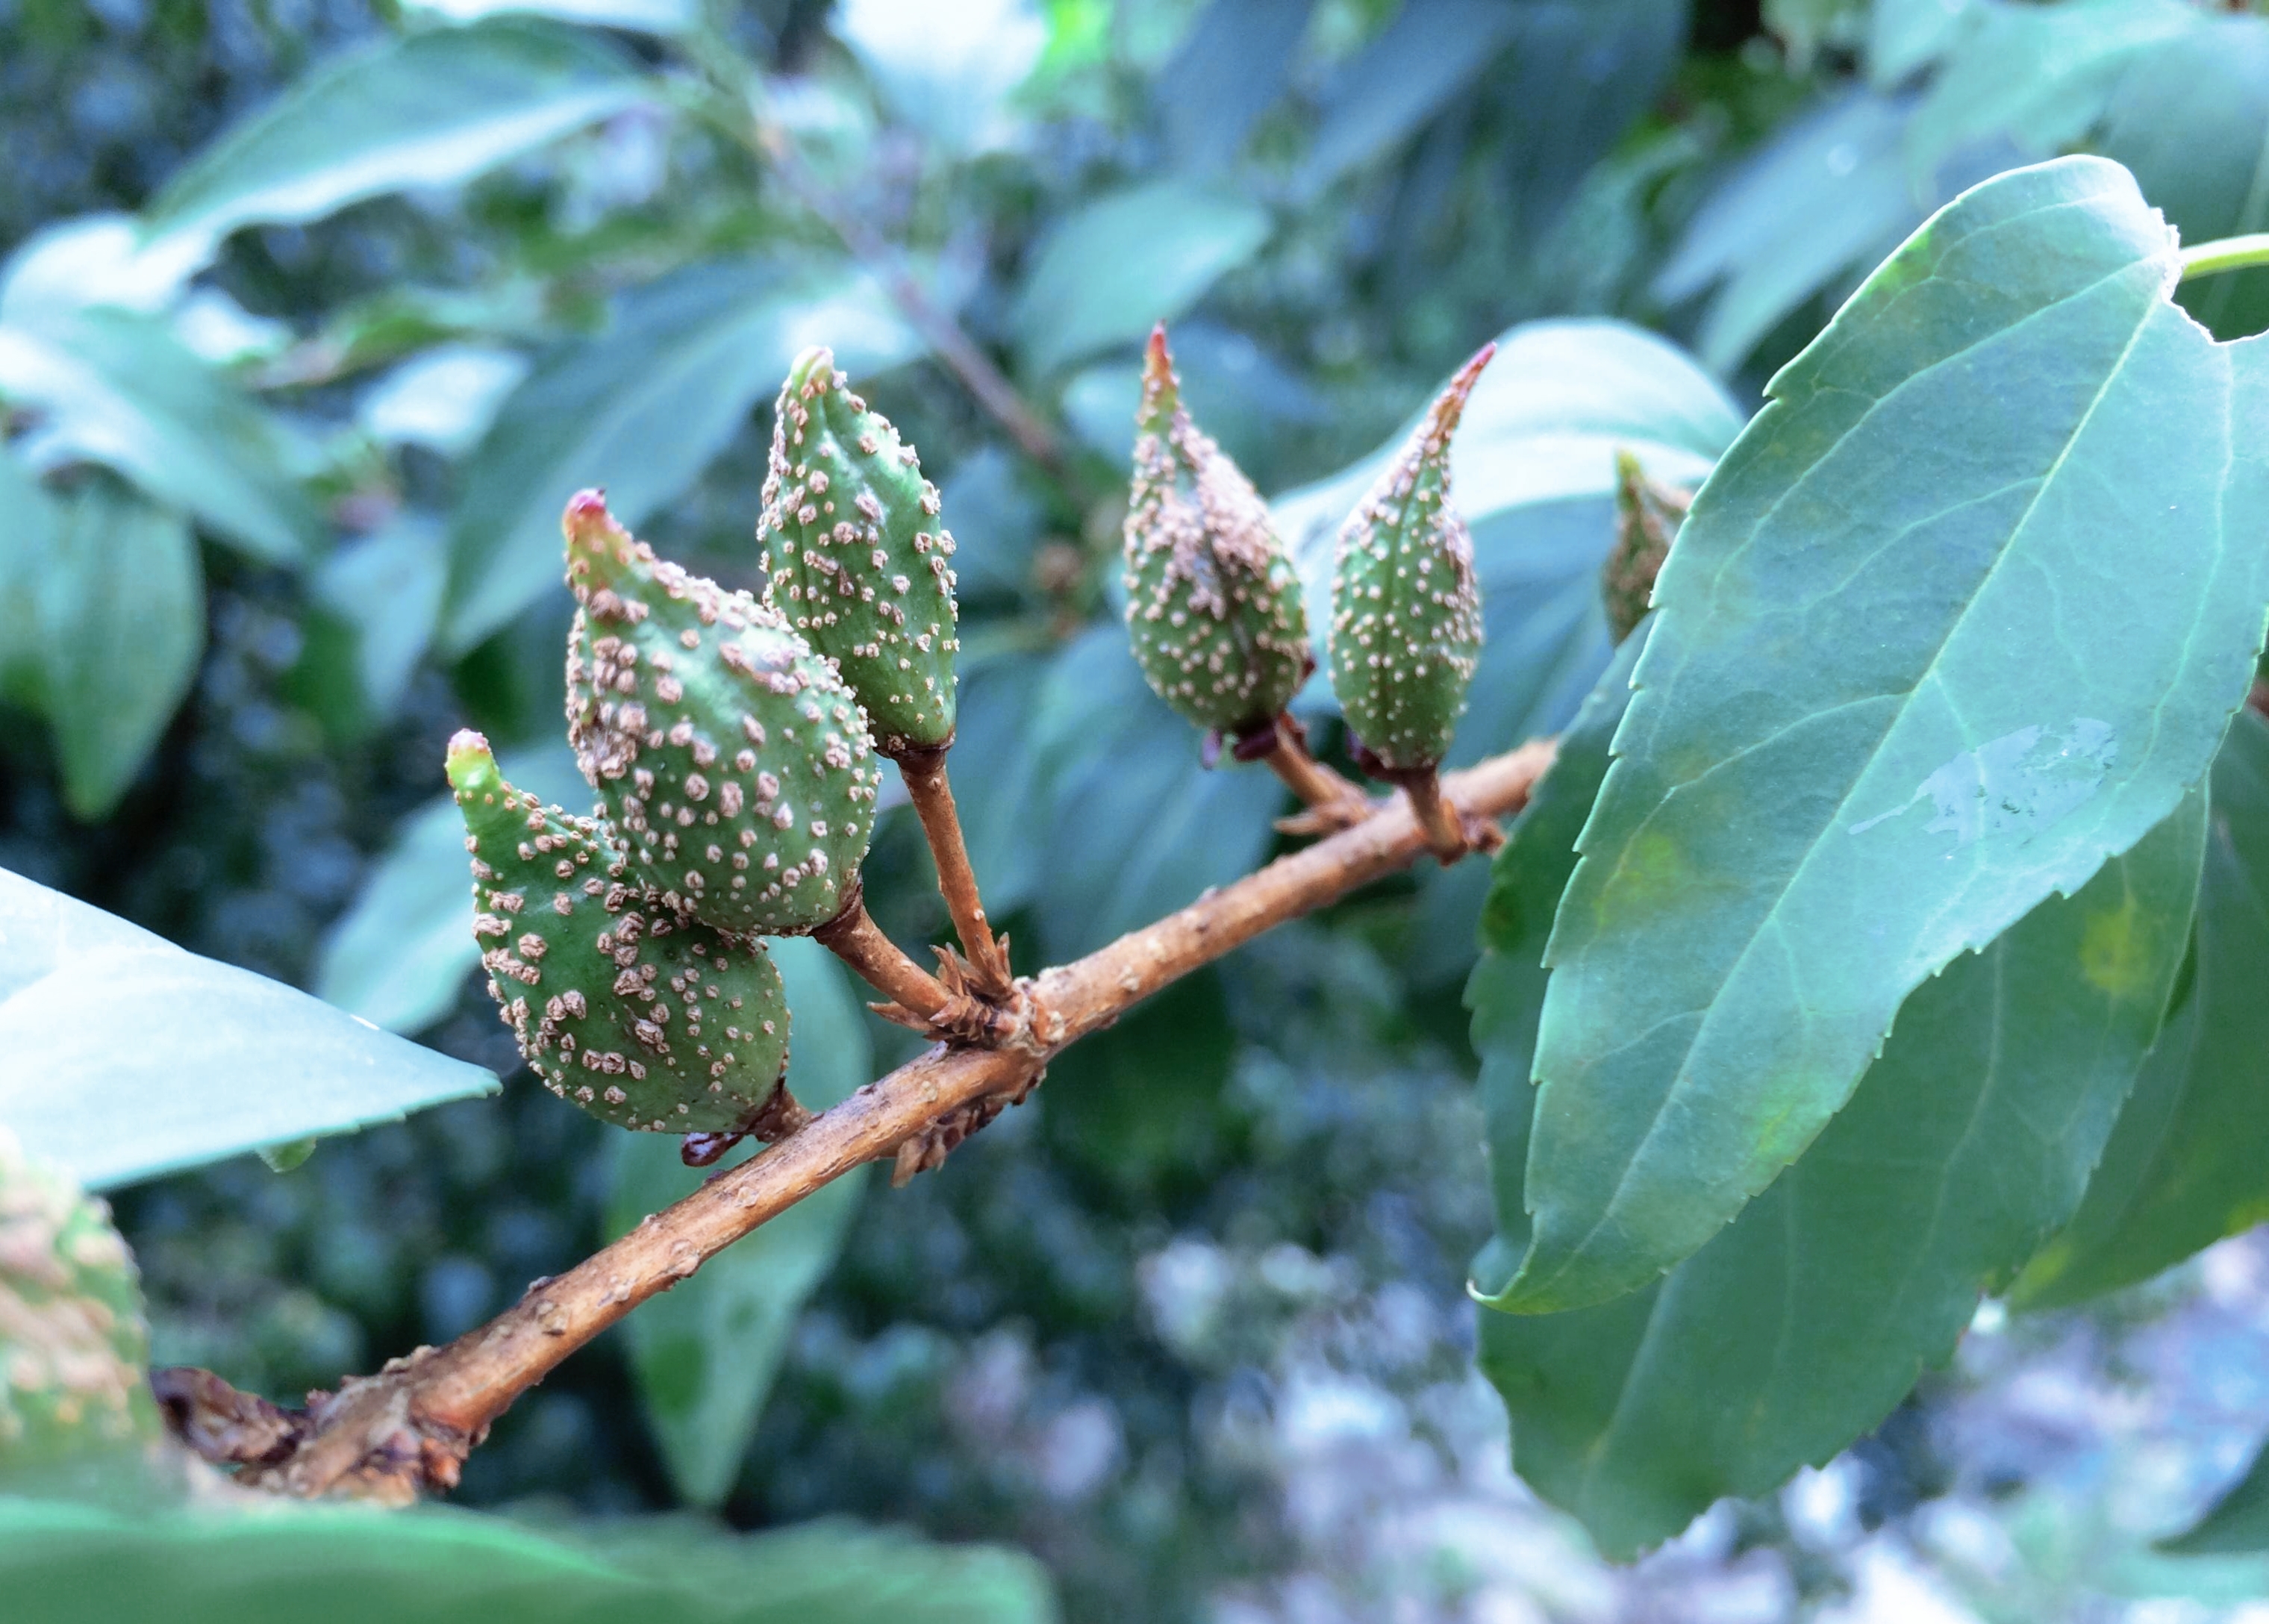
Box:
(1154, 0), (1314, 173)
(1291, 0), (1522, 196)
(313, 513), (449, 720)
(2012, 710), (2269, 1309)
(1, 1498), (1056, 1624)
(1499, 157), (2269, 1314)
(949, 647), (1050, 920)
(2162, 1437), (2269, 1555)
(0, 867), (496, 1190)
(35, 480), (205, 821)
(1904, 0), (2200, 188)
(140, 19), (649, 265)
(1476, 654), (2206, 1555)
(1868, 0), (1977, 87)
(605, 937), (873, 1509)
(2097, 16), (2269, 342)
(1028, 626), (1282, 961)
(314, 743), (590, 1035)
(440, 260), (919, 654)
(1652, 90), (1920, 374)
(0, 443), (62, 705)
(1273, 319), (1741, 989)
(0, 309), (319, 563)
(1042, 969), (1236, 1199)
(1008, 181), (1270, 377)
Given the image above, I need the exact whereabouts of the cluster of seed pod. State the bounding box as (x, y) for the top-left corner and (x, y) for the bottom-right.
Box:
(1122, 327), (1496, 853)
(457, 350), (996, 1149)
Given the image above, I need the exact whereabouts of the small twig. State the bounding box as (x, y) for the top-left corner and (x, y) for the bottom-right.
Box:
(811, 888), (1013, 1043)
(1396, 766), (1504, 864)
(1236, 713), (1374, 834)
(234, 737), (1556, 1502)
(893, 744), (1016, 1001)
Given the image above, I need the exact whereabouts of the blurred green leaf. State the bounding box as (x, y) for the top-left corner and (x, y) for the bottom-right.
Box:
(0, 444), (60, 706)
(1869, 0), (1979, 87)
(35, 480), (204, 821)
(2163, 1437), (2269, 1555)
(2, 1498), (1057, 1624)
(405, 0), (699, 32)
(1028, 626), (1282, 961)
(140, 18), (651, 264)
(1904, 0), (2200, 187)
(313, 514), (450, 722)
(0, 867), (497, 1190)
(1008, 181), (1270, 378)
(1043, 969), (1235, 1198)
(606, 938), (873, 1510)
(440, 260), (919, 653)
(1154, 0), (1314, 172)
(1476, 640), (2208, 1559)
(2097, 16), (2269, 342)
(834, 0), (1048, 154)
(2014, 711), (2269, 1310)
(949, 648), (1050, 919)
(1502, 157), (2269, 1314)
(1654, 90), (1919, 374)
(1293, 0), (1522, 195)
(0, 308), (319, 563)
(315, 743), (590, 1036)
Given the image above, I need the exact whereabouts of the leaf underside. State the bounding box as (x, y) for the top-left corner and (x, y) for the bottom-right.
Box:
(1503, 155), (2269, 1313)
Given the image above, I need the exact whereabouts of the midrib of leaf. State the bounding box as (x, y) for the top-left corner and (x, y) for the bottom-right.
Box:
(1518, 255), (2188, 1302)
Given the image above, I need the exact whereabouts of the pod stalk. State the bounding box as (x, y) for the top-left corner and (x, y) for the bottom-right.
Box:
(894, 743), (1017, 1001)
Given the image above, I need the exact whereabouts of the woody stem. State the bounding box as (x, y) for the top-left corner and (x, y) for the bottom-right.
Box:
(1399, 768), (1471, 863)
(811, 890), (959, 1022)
(1256, 714), (1369, 814)
(894, 745), (1015, 999)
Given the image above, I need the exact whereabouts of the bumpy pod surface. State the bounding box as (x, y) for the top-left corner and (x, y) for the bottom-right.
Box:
(449, 731), (792, 1134)
(761, 347), (959, 755)
(1328, 345), (1492, 774)
(0, 1127), (160, 1466)
(1122, 326), (1310, 737)
(564, 493), (881, 935)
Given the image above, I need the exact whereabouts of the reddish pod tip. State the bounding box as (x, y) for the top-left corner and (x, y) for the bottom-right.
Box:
(1426, 342), (1497, 441)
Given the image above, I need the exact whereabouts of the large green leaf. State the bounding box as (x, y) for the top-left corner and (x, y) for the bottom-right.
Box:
(440, 261), (918, 654)
(35, 480), (205, 821)
(0, 309), (319, 563)
(0, 445), (62, 705)
(1497, 157), (2269, 1314)
(1008, 181), (1270, 378)
(605, 937), (873, 1509)
(0, 869), (496, 1190)
(1273, 319), (1740, 988)
(948, 647), (1050, 921)
(3, 1498), (1055, 1624)
(2013, 710), (2269, 1309)
(1290, 0), (1523, 196)
(315, 743), (591, 1035)
(1475, 663), (2206, 1557)
(1027, 626), (1282, 961)
(140, 19), (649, 265)
(2097, 16), (2269, 343)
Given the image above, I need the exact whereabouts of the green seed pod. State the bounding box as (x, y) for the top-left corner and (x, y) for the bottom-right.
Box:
(449, 731), (792, 1134)
(761, 347), (959, 755)
(1122, 325), (1311, 740)
(1602, 448), (1689, 646)
(0, 1127), (161, 1467)
(1329, 344), (1493, 775)
(564, 492), (881, 936)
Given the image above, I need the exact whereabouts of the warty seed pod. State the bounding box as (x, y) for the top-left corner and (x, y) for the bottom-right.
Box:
(1328, 344), (1493, 775)
(761, 347), (959, 755)
(564, 491), (881, 936)
(0, 1126), (161, 1467)
(449, 731), (792, 1134)
(1122, 325), (1311, 740)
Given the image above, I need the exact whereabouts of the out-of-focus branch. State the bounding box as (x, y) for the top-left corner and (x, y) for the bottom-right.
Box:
(222, 737), (1558, 1502)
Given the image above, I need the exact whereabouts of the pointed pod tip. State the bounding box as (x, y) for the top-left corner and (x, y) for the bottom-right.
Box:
(445, 729), (499, 794)
(1137, 323), (1179, 430)
(1427, 342), (1497, 440)
(788, 345), (837, 394)
(562, 488), (635, 583)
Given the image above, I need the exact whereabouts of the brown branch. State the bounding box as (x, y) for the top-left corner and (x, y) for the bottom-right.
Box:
(234, 737), (1558, 1502)
(1241, 713), (1373, 835)
(893, 745), (1016, 1001)
(811, 890), (1014, 1044)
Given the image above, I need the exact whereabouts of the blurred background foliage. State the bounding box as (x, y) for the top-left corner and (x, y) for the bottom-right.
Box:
(17, 0), (2269, 1619)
